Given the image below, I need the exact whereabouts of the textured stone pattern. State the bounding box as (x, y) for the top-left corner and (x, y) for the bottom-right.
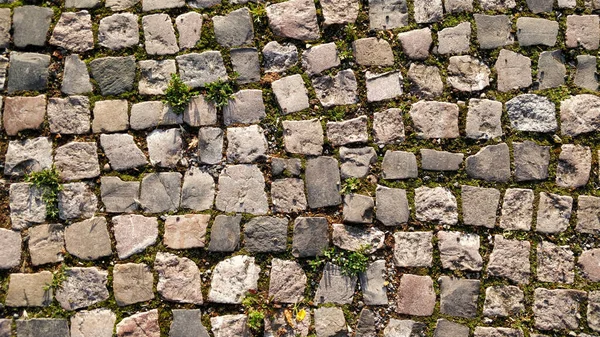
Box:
(2, 1), (600, 337)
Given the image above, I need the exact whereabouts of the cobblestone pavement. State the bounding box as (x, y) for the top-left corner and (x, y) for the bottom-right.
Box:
(1, 0), (600, 336)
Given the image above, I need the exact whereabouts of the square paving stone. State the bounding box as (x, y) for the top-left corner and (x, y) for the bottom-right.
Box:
(461, 185), (500, 228)
(588, 291), (600, 332)
(58, 182), (97, 221)
(536, 192), (573, 233)
(381, 150), (418, 180)
(222, 89), (266, 125)
(579, 248), (600, 282)
(373, 108), (405, 144)
(409, 101), (459, 139)
(198, 127), (223, 164)
(55, 267), (109, 310)
(9, 183), (47, 230)
(7, 52), (50, 94)
(208, 215), (241, 252)
(556, 144), (591, 188)
(369, 0), (408, 30)
(164, 214), (209, 249)
(140, 172), (182, 213)
(566, 15), (600, 50)
(506, 94), (557, 132)
(138, 59), (177, 95)
(0, 228), (21, 269)
(393, 231), (433, 267)
(65, 217), (112, 261)
(439, 276), (480, 318)
(407, 64), (444, 98)
(116, 310), (160, 337)
(312, 69), (358, 107)
(301, 42), (340, 75)
(534, 288), (586, 330)
(438, 22), (471, 55)
(537, 241), (574, 283)
(215, 165), (269, 214)
(384, 320), (427, 337)
(90, 56), (136, 95)
(269, 258), (307, 303)
(176, 51), (228, 88)
(213, 8), (254, 47)
(50, 11), (94, 52)
(487, 235), (531, 284)
(100, 133), (148, 171)
(396, 274), (435, 316)
(474, 327), (524, 337)
(306, 156), (342, 209)
(175, 12), (203, 50)
(447, 56), (490, 92)
(366, 71), (403, 102)
(516, 17), (558, 47)
(353, 37), (394, 66)
(292, 216), (330, 257)
(183, 95), (217, 127)
(226, 125), (268, 163)
(130, 101), (181, 130)
(271, 178), (307, 213)
(376, 185), (409, 226)
(28, 224), (64, 266)
(244, 216), (288, 253)
(271, 158), (302, 177)
(0, 9), (10, 48)
(359, 260), (388, 305)
(98, 13), (139, 50)
(112, 215), (158, 259)
(495, 49), (532, 92)
(574, 55), (598, 91)
(54, 142), (100, 181)
(438, 231), (483, 271)
(12, 6), (53, 48)
(340, 147), (376, 178)
(474, 14), (513, 49)
(397, 28), (432, 60)
(230, 48), (261, 84)
(421, 149), (463, 171)
(332, 224), (384, 253)
(577, 195), (600, 234)
(170, 310), (210, 337)
(314, 262), (357, 304)
(282, 119), (324, 156)
(416, 187), (458, 225)
(466, 98), (503, 139)
(272, 74), (309, 114)
(266, 0), (320, 41)
(343, 194), (374, 224)
(48, 96), (90, 134)
(16, 319), (70, 337)
(314, 307), (347, 337)
(6, 271), (53, 307)
(142, 14), (178, 56)
(70, 309), (116, 337)
(483, 285), (525, 317)
(327, 116), (369, 146)
(208, 255), (260, 304)
(538, 50), (566, 90)
(434, 319), (469, 337)
(180, 168), (214, 211)
(92, 99), (129, 133)
(113, 263), (154, 306)
(499, 188), (534, 230)
(321, 0), (359, 26)
(263, 41), (298, 73)
(3, 95), (46, 136)
(513, 141), (550, 181)
(147, 128), (183, 168)
(100, 176), (140, 213)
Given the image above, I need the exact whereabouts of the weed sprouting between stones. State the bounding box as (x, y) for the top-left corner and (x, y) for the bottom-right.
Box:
(204, 78), (235, 110)
(25, 166), (63, 219)
(164, 73), (193, 114)
(308, 246), (370, 276)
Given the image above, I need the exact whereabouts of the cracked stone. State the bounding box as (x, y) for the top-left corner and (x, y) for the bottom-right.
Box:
(140, 172), (182, 213)
(100, 133), (148, 171)
(113, 214), (158, 259)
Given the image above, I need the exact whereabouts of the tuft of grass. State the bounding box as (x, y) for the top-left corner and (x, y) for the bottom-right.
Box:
(25, 166), (63, 219)
(247, 310), (265, 331)
(341, 177), (361, 194)
(164, 73), (193, 114)
(204, 78), (235, 109)
(308, 246), (370, 276)
(249, 4), (266, 24)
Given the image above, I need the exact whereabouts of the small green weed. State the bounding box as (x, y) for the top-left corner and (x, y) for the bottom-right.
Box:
(25, 166), (63, 219)
(309, 246), (370, 276)
(242, 291), (273, 332)
(247, 310), (265, 331)
(344, 23), (358, 42)
(164, 73), (193, 114)
(249, 4), (266, 24)
(341, 177), (361, 194)
(44, 264), (69, 291)
(204, 78), (235, 109)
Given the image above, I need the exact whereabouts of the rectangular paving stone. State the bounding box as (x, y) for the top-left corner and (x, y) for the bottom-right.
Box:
(305, 156), (342, 208)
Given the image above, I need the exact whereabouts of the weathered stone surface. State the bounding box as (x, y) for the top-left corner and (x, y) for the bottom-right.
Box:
(488, 235), (531, 284)
(47, 96), (90, 134)
(181, 168), (215, 211)
(176, 51), (228, 88)
(560, 94), (600, 136)
(113, 263), (154, 306)
(222, 89), (266, 125)
(332, 223), (384, 253)
(339, 147), (376, 179)
(226, 125), (268, 163)
(70, 309), (116, 337)
(397, 28), (432, 60)
(292, 217), (330, 257)
(381, 150), (417, 180)
(0, 228), (21, 269)
(369, 0), (408, 30)
(213, 8), (253, 47)
(176, 12), (202, 50)
(89, 56), (136, 95)
(534, 288), (586, 330)
(475, 327), (524, 336)
(499, 188), (534, 230)
(536, 192), (573, 233)
(28, 224), (63, 266)
(434, 319), (469, 337)
(105, 0), (139, 11)
(577, 195), (600, 234)
(266, 0), (320, 41)
(3, 95), (47, 136)
(271, 178), (307, 213)
(327, 116), (368, 146)
(140, 173), (181, 214)
(314, 307), (347, 337)
(211, 315), (249, 337)
(93, 100), (129, 133)
(6, 271), (53, 307)
(538, 50), (566, 89)
(215, 165), (269, 214)
(409, 101), (459, 139)
(271, 158), (302, 177)
(566, 15), (600, 50)
(408, 64), (443, 98)
(396, 274), (435, 316)
(314, 262), (357, 304)
(366, 71), (403, 102)
(244, 216), (288, 253)
(466, 98), (503, 139)
(272, 74), (309, 114)
(155, 252), (203, 304)
(302, 42), (340, 75)
(230, 48), (261, 84)
(54, 142), (100, 181)
(415, 187), (458, 225)
(208, 215), (241, 252)
(138, 59), (177, 95)
(421, 149), (463, 171)
(439, 276), (480, 318)
(65, 217), (112, 260)
(142, 14), (179, 55)
(355, 308), (377, 337)
(7, 52), (50, 93)
(9, 183), (46, 230)
(50, 11), (94, 52)
(516, 17), (558, 47)
(376, 185), (409, 226)
(556, 144), (591, 188)
(0, 8), (10, 48)
(537, 241), (574, 283)
(373, 108), (405, 144)
(170, 310), (210, 337)
(100, 133), (148, 171)
(359, 260), (388, 305)
(447, 55), (490, 92)
(588, 292), (600, 333)
(12, 6), (53, 48)
(282, 119), (324, 155)
(513, 141), (550, 181)
(466, 143), (511, 182)
(116, 310), (160, 337)
(438, 231), (483, 271)
(113, 214), (158, 259)
(142, 0), (184, 10)
(474, 14), (513, 49)
(131, 101), (182, 129)
(438, 22), (471, 55)
(384, 320), (427, 337)
(483, 285), (525, 317)
(343, 194), (374, 224)
(209, 255), (260, 304)
(147, 128), (183, 168)
(526, 0), (553, 12)
(306, 156), (341, 208)
(353, 37), (394, 66)
(322, 0), (359, 25)
(461, 185), (500, 228)
(495, 49), (532, 92)
(574, 55), (598, 91)
(183, 95), (217, 127)
(506, 94), (557, 132)
(312, 69), (358, 107)
(579, 248), (600, 281)
(393, 231), (432, 267)
(55, 267), (109, 310)
(414, 0), (443, 23)
(263, 41), (299, 73)
(164, 214), (208, 249)
(16, 319), (70, 337)
(269, 258), (307, 303)
(198, 127), (224, 164)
